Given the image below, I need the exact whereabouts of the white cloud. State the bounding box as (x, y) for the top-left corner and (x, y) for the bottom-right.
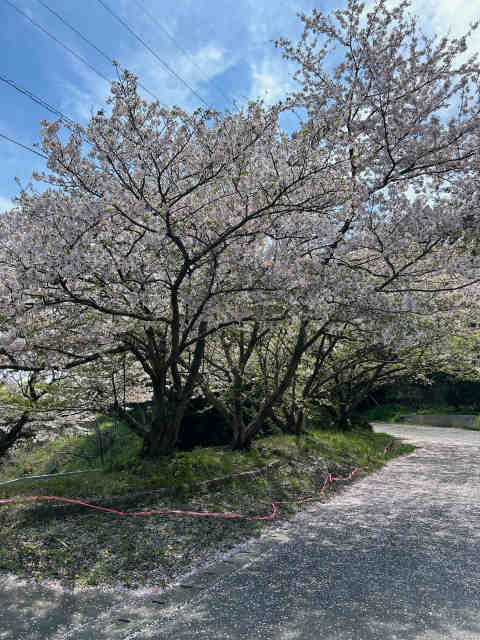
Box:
(368, 0), (480, 58)
(249, 57), (296, 105)
(135, 44), (233, 111)
(410, 0), (480, 67)
(57, 36), (233, 117)
(186, 44), (229, 88)
(55, 59), (114, 124)
(133, 49), (205, 111)
(0, 196), (14, 214)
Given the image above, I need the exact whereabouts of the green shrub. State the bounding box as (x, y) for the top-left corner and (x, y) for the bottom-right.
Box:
(361, 403), (408, 422)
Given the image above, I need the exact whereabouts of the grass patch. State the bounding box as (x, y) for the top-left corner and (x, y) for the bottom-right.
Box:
(0, 414), (414, 591)
(361, 403), (409, 423)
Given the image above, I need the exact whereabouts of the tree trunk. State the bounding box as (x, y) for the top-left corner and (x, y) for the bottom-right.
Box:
(117, 320), (208, 459)
(0, 411), (32, 459)
(233, 321), (309, 448)
(231, 428), (253, 451)
(295, 408), (305, 436)
(337, 401), (350, 430)
(332, 403), (371, 432)
(138, 388), (188, 458)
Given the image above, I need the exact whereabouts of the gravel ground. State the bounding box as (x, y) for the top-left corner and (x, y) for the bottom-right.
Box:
(113, 423), (480, 640)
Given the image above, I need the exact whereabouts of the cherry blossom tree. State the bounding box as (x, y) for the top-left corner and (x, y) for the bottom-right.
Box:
(0, 67), (347, 457)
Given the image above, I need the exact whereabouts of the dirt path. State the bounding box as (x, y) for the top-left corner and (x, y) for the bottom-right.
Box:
(118, 423), (480, 640)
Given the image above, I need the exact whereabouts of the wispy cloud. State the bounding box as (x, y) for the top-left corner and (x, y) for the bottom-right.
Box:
(57, 75), (112, 124)
(53, 0), (306, 116)
(409, 0), (480, 66)
(249, 57), (296, 105)
(0, 196), (14, 214)
(368, 0), (480, 56)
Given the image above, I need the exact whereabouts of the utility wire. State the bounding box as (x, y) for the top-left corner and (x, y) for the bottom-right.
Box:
(132, 0), (236, 107)
(96, 0), (213, 109)
(0, 132), (48, 159)
(36, 0), (166, 107)
(0, 73), (76, 125)
(3, 0), (112, 86)
(37, 0), (112, 67)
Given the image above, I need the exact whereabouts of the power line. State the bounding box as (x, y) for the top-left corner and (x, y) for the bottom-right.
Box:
(0, 132), (48, 159)
(0, 72), (91, 153)
(3, 0), (112, 86)
(96, 0), (213, 110)
(35, 0), (166, 107)
(132, 0), (236, 107)
(0, 73), (76, 125)
(37, 0), (112, 66)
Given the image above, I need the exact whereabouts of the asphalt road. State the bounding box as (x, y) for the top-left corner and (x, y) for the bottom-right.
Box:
(2, 423), (480, 639)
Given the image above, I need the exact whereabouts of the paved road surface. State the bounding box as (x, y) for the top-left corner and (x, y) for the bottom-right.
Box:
(2, 423), (480, 639)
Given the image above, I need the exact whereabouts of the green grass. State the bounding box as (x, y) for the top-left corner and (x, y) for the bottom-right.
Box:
(0, 411), (415, 591)
(360, 403), (409, 423)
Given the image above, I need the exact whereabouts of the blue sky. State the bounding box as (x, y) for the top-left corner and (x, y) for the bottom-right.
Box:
(0, 0), (479, 213)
